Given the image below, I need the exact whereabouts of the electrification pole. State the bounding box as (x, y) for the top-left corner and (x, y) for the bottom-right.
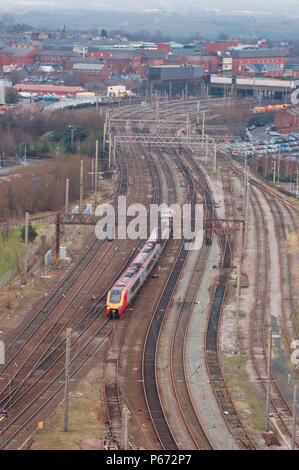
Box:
(265, 327), (272, 433)
(122, 406), (131, 450)
(292, 384), (297, 450)
(65, 178), (69, 213)
(94, 140), (99, 212)
(79, 160), (84, 212)
(22, 211), (29, 286)
(63, 328), (72, 433)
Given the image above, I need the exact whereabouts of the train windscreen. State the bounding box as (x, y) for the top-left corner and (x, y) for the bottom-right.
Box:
(109, 288), (122, 303)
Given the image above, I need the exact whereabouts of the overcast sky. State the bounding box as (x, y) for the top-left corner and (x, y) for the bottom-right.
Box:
(1, 0), (299, 12)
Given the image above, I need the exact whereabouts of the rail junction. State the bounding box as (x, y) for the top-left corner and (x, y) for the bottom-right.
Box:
(0, 95), (298, 450)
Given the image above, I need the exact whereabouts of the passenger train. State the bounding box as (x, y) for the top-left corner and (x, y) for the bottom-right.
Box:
(106, 209), (174, 319)
(252, 104), (291, 113)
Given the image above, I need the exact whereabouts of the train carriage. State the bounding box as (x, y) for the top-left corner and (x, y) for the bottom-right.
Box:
(106, 209), (174, 319)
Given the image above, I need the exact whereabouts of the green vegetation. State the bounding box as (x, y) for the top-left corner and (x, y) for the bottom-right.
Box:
(221, 354), (268, 432)
(0, 227), (25, 277)
(0, 224), (45, 277)
(0, 108), (104, 158)
(20, 223), (38, 243)
(34, 372), (104, 450)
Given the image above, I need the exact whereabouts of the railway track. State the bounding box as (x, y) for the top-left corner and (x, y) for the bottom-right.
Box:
(0, 139), (154, 448)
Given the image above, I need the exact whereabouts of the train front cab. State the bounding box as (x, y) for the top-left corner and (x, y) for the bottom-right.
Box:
(106, 286), (126, 319)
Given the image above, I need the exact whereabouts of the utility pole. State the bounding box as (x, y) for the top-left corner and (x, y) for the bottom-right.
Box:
(91, 159), (95, 192)
(24, 144), (27, 166)
(244, 168), (249, 248)
(265, 327), (272, 433)
(71, 128), (74, 149)
(205, 136), (208, 166)
(197, 100), (200, 124)
(63, 328), (72, 433)
(292, 384), (297, 450)
(22, 211), (29, 286)
(186, 114), (190, 137)
(108, 134), (112, 171)
(79, 160), (84, 212)
(103, 119), (107, 155)
(234, 222), (243, 355)
(273, 160), (276, 184)
(94, 140), (99, 212)
(202, 110), (205, 139)
(65, 178), (69, 212)
(213, 141), (217, 174)
(122, 406), (131, 450)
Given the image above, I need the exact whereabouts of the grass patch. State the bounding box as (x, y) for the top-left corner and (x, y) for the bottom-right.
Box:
(34, 373), (104, 450)
(0, 224), (51, 278)
(221, 354), (267, 431)
(0, 227), (25, 277)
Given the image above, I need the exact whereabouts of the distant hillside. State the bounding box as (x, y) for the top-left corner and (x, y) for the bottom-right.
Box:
(5, 9), (299, 41)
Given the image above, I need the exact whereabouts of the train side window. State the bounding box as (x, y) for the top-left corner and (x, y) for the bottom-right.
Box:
(131, 278), (140, 293)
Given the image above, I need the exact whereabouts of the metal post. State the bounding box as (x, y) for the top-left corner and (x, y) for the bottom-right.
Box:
(56, 213), (60, 267)
(103, 121), (106, 154)
(244, 169), (249, 248)
(205, 136), (208, 166)
(22, 212), (29, 285)
(71, 128), (74, 149)
(65, 178), (69, 213)
(108, 134), (112, 171)
(186, 114), (190, 137)
(265, 327), (272, 432)
(63, 328), (72, 432)
(94, 140), (99, 212)
(24, 144), (27, 166)
(122, 406), (131, 450)
(91, 159), (94, 192)
(235, 222), (243, 355)
(79, 160), (84, 212)
(213, 141), (217, 174)
(292, 384), (297, 450)
(273, 160), (276, 184)
(202, 110), (205, 139)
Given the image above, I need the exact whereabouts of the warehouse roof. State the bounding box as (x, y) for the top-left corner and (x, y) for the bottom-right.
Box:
(73, 63), (105, 71)
(246, 62), (282, 73)
(150, 65), (204, 80)
(0, 47), (36, 57)
(37, 49), (81, 57)
(13, 84), (87, 93)
(224, 48), (288, 58)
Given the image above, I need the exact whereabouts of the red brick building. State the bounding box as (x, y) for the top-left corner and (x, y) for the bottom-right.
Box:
(35, 49), (81, 65)
(205, 40), (241, 54)
(13, 84), (87, 97)
(225, 48), (287, 75)
(106, 54), (132, 75)
(186, 55), (219, 73)
(87, 47), (135, 61)
(72, 63), (109, 82)
(0, 47), (37, 68)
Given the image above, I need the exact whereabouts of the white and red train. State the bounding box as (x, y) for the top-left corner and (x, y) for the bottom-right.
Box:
(106, 209), (174, 319)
